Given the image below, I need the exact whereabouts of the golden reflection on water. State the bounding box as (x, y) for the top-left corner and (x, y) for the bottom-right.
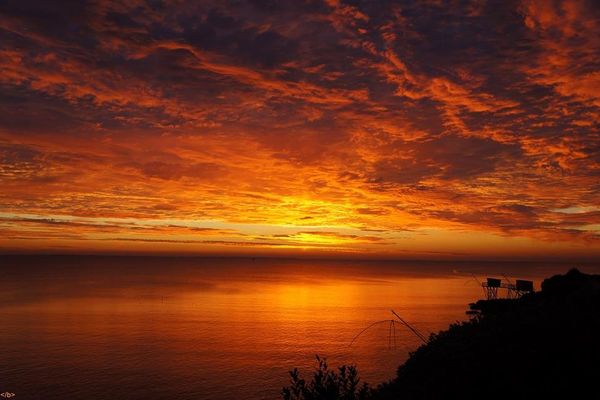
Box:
(0, 256), (589, 400)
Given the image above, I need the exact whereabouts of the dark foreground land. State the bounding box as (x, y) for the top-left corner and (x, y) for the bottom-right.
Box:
(283, 269), (600, 399)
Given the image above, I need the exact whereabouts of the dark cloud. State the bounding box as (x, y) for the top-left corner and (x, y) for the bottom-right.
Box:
(137, 160), (225, 181)
(180, 8), (299, 69)
(426, 135), (523, 180)
(372, 158), (440, 185)
(0, 86), (88, 133)
(0, 0), (96, 45)
(370, 135), (522, 185)
(0, 144), (46, 180)
(500, 204), (538, 216)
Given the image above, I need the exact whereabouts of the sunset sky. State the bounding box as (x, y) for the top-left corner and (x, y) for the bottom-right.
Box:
(0, 0), (599, 259)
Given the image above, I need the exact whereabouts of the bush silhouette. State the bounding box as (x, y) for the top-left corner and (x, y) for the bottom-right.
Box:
(282, 355), (372, 400)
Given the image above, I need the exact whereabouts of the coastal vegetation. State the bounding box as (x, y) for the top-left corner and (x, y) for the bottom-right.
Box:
(282, 355), (371, 400)
(283, 269), (600, 399)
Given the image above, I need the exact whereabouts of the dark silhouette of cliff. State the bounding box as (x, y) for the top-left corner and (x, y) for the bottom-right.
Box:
(283, 269), (600, 400)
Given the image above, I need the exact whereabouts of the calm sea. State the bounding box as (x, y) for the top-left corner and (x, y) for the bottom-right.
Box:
(1, 256), (597, 399)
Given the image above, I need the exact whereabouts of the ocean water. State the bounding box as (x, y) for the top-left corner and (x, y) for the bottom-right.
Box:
(0, 256), (596, 400)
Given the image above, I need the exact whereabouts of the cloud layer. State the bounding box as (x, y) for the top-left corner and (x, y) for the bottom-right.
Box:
(0, 0), (599, 258)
